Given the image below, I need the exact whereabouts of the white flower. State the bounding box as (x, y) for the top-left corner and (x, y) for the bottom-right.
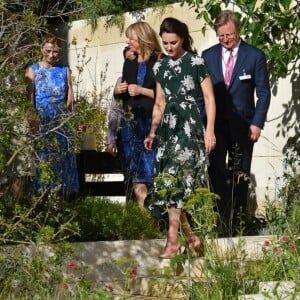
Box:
(180, 102), (187, 110)
(174, 65), (182, 74)
(172, 135), (178, 144)
(164, 114), (169, 124)
(177, 148), (192, 162)
(169, 59), (179, 68)
(198, 151), (207, 165)
(185, 187), (192, 195)
(181, 75), (195, 91)
(164, 87), (171, 96)
(168, 166), (176, 174)
(174, 143), (181, 152)
(186, 95), (195, 103)
(191, 55), (204, 66)
(168, 59), (182, 74)
(164, 70), (172, 79)
(184, 121), (191, 137)
(169, 113), (177, 129)
(157, 146), (164, 160)
(153, 61), (161, 74)
(185, 175), (194, 188)
(163, 178), (172, 187)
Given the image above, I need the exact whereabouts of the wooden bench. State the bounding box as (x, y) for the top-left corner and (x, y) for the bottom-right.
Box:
(76, 151), (126, 197)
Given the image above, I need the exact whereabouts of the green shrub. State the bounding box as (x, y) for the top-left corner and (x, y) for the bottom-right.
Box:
(70, 197), (161, 241)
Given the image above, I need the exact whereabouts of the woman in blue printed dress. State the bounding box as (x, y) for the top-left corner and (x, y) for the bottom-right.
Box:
(26, 33), (79, 198)
(144, 18), (216, 258)
(111, 22), (162, 208)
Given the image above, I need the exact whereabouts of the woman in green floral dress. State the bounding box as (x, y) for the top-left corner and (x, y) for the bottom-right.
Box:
(144, 17), (216, 259)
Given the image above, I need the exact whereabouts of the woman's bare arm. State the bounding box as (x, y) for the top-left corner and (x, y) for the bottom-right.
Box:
(144, 82), (166, 150)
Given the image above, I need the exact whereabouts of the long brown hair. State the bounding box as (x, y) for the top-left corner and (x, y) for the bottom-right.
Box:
(159, 17), (197, 54)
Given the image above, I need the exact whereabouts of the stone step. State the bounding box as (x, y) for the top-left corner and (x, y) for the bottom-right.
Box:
(259, 281), (298, 299)
(70, 235), (274, 298)
(239, 295), (268, 300)
(239, 281), (299, 300)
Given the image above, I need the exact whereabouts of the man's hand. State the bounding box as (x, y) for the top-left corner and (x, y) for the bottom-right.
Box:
(249, 124), (261, 142)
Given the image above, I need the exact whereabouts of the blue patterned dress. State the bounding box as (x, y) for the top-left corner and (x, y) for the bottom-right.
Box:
(120, 62), (157, 185)
(31, 63), (79, 195)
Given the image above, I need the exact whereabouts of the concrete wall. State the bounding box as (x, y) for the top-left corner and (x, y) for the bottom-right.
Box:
(64, 3), (294, 210)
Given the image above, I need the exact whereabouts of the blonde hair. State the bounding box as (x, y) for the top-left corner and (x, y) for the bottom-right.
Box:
(125, 22), (162, 61)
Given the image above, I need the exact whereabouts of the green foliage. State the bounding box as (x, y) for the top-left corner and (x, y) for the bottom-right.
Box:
(263, 140), (300, 236)
(81, 0), (178, 29)
(69, 38), (110, 151)
(184, 187), (219, 237)
(0, 243), (113, 299)
(70, 96), (108, 151)
(70, 197), (160, 241)
(188, 234), (300, 298)
(0, 192), (80, 244)
(154, 172), (181, 199)
(258, 235), (300, 282)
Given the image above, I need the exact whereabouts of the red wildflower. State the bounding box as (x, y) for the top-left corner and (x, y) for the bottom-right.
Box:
(61, 282), (68, 289)
(280, 235), (290, 244)
(129, 268), (137, 279)
(262, 240), (271, 252)
(289, 244), (297, 252)
(68, 261), (76, 269)
(105, 284), (113, 292)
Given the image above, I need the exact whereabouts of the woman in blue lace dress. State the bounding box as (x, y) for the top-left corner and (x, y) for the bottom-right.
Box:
(111, 22), (162, 208)
(26, 33), (79, 198)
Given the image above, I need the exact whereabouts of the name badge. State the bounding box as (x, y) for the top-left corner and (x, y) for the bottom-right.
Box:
(239, 69), (251, 80)
(239, 74), (251, 80)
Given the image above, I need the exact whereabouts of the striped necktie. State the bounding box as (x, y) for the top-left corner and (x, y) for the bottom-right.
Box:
(225, 50), (234, 89)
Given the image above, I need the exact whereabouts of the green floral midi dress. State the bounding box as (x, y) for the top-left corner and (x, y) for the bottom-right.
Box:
(151, 52), (210, 209)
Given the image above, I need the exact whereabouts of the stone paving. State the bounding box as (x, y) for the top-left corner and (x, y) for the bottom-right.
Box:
(71, 235), (276, 299)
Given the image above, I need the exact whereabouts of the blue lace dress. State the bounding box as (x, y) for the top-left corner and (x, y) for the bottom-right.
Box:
(31, 63), (79, 195)
(120, 62), (157, 185)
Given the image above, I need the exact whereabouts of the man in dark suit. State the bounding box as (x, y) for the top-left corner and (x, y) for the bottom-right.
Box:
(199, 10), (271, 234)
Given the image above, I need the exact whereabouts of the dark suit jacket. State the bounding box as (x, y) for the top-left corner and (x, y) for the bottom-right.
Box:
(200, 40), (270, 137)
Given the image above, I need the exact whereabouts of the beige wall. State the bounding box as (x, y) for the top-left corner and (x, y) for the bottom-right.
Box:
(65, 3), (294, 209)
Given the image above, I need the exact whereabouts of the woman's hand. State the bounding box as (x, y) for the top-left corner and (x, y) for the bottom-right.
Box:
(204, 131), (216, 153)
(128, 84), (143, 97)
(107, 143), (117, 156)
(144, 133), (156, 151)
(115, 81), (128, 94)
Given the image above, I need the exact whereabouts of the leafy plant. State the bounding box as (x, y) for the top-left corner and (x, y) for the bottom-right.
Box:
(184, 187), (219, 238)
(70, 197), (161, 241)
(81, 0), (179, 30)
(0, 243), (113, 299)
